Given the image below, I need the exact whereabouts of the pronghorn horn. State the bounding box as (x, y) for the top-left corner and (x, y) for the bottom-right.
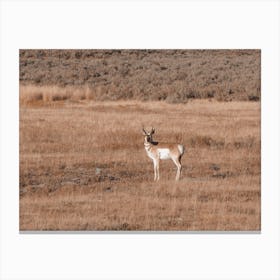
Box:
(142, 127), (148, 135)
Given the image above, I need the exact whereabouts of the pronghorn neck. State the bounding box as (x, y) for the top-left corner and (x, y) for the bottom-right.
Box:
(144, 136), (152, 151)
(144, 136), (158, 152)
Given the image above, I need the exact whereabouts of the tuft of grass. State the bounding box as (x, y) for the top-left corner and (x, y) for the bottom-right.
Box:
(20, 85), (95, 105)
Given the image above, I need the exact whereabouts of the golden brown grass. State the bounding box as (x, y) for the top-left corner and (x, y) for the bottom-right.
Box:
(20, 97), (260, 231)
(19, 84), (95, 105)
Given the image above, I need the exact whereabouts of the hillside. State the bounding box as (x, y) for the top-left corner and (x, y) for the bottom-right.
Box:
(19, 49), (261, 102)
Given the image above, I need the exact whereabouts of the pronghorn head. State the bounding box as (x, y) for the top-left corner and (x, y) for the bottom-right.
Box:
(142, 127), (155, 143)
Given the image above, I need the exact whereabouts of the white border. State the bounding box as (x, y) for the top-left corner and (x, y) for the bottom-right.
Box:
(1, 1), (279, 279)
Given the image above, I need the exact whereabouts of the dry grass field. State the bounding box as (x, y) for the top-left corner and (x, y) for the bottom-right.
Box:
(19, 49), (261, 231)
(20, 98), (260, 231)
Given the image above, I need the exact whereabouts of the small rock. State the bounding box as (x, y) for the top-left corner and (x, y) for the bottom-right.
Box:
(95, 168), (102, 175)
(212, 173), (226, 179)
(210, 164), (220, 171)
(71, 178), (80, 184)
(104, 186), (112, 192)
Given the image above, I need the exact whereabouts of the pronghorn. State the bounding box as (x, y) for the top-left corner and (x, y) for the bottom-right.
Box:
(142, 127), (185, 181)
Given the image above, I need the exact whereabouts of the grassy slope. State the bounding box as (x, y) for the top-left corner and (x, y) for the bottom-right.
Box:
(20, 49), (261, 102)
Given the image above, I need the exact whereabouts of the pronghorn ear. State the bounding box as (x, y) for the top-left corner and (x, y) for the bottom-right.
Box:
(151, 127), (155, 134)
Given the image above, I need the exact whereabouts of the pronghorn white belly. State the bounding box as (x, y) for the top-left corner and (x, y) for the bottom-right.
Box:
(158, 148), (171, 160)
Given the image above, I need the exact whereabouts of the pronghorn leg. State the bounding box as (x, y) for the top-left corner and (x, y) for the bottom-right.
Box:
(153, 158), (160, 181)
(153, 159), (157, 181)
(172, 156), (182, 181)
(156, 160), (160, 181)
